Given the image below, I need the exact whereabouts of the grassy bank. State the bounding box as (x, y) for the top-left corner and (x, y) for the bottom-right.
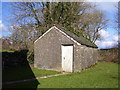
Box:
(3, 62), (118, 88)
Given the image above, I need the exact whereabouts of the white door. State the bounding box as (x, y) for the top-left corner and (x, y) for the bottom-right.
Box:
(62, 45), (73, 72)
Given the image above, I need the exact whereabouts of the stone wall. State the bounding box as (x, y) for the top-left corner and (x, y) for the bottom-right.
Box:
(79, 46), (97, 70)
(34, 28), (75, 71)
(98, 48), (119, 63)
(73, 45), (97, 72)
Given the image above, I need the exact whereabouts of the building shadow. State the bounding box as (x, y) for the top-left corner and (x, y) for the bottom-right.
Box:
(2, 50), (40, 89)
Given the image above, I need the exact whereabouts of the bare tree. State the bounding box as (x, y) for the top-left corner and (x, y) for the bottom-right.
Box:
(9, 24), (39, 50)
(9, 2), (108, 49)
(79, 9), (108, 43)
(2, 38), (11, 50)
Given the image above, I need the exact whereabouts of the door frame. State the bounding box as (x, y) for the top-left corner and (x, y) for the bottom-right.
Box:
(61, 44), (74, 72)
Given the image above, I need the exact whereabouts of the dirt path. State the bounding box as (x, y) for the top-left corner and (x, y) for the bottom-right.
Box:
(3, 72), (70, 85)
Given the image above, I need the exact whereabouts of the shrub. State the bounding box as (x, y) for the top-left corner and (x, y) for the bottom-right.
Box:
(27, 50), (34, 64)
(2, 49), (29, 69)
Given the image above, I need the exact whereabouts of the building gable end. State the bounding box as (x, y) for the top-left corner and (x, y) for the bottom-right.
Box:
(34, 26), (81, 46)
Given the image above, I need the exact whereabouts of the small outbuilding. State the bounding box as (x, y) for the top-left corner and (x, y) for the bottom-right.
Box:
(34, 26), (98, 72)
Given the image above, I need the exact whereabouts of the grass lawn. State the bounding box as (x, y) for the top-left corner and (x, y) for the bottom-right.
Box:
(0, 50), (14, 52)
(3, 62), (118, 88)
(3, 66), (61, 82)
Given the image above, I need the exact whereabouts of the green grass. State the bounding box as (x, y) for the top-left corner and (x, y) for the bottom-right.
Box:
(3, 66), (60, 82)
(0, 50), (14, 52)
(3, 62), (118, 88)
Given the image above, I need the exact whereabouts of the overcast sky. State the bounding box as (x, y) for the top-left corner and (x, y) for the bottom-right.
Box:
(0, 1), (119, 49)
